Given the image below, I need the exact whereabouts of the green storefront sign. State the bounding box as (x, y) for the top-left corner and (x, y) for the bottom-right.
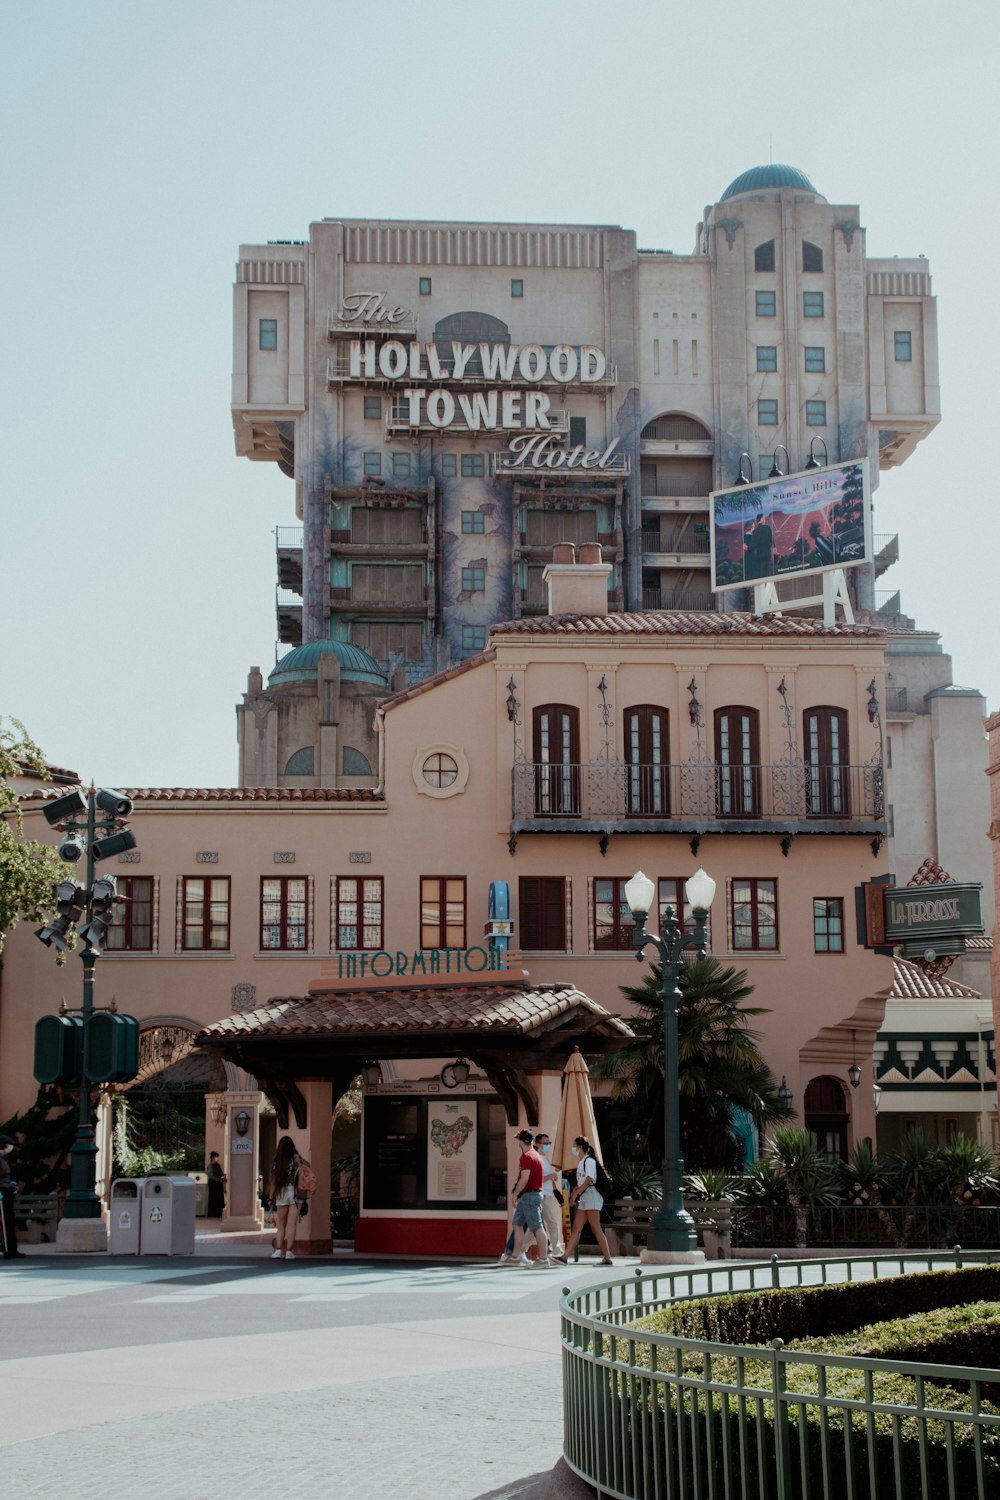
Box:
(883, 882), (984, 941)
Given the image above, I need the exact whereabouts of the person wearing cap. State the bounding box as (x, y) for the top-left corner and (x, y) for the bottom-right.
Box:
(506, 1128), (551, 1267)
(0, 1135), (25, 1260)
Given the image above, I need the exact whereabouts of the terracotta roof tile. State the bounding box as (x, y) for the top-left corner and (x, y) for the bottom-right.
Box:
(198, 981), (633, 1040)
(891, 957), (981, 1000)
(21, 786), (386, 804)
(491, 610), (885, 638)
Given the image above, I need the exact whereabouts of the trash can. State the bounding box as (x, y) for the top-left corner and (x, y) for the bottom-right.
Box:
(109, 1178), (145, 1254)
(187, 1172), (209, 1217)
(140, 1174), (196, 1256)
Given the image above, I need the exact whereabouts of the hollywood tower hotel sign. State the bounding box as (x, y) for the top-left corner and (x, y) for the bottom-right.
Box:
(335, 292), (626, 475)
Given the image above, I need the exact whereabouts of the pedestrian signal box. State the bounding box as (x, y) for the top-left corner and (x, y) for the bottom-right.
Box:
(33, 1014), (84, 1085)
(84, 1012), (140, 1083)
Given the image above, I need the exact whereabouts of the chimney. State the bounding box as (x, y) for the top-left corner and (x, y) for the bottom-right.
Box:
(543, 542), (612, 616)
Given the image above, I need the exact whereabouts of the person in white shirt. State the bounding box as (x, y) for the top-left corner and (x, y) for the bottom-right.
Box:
(534, 1130), (565, 1259)
(554, 1135), (613, 1266)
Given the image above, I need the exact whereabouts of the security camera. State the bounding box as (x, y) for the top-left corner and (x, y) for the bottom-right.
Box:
(42, 788), (87, 827)
(95, 788), (133, 819)
(91, 828), (137, 861)
(57, 833), (87, 863)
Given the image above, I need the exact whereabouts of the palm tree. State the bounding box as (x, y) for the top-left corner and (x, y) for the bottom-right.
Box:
(767, 1126), (840, 1248)
(595, 956), (792, 1170)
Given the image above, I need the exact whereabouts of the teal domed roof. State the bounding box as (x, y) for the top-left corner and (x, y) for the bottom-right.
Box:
(269, 640), (387, 688)
(720, 165), (821, 202)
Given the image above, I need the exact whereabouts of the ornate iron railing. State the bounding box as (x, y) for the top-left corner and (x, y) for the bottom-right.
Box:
(562, 1249), (1000, 1500)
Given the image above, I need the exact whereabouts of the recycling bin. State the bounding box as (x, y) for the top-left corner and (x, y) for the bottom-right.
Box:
(109, 1178), (145, 1254)
(187, 1171), (209, 1217)
(140, 1174), (196, 1255)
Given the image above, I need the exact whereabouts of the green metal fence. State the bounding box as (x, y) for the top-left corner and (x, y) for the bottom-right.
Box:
(561, 1250), (1000, 1499)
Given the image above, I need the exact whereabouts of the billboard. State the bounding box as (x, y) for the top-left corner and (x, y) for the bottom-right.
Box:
(710, 460), (870, 592)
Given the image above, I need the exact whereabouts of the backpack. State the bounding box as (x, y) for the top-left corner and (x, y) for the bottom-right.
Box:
(594, 1159), (615, 1201)
(295, 1158), (318, 1197)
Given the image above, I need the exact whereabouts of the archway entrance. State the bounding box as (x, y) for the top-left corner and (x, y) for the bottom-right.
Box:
(804, 1075), (849, 1159)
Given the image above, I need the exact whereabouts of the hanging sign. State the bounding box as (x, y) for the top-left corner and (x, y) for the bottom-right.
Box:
(882, 883), (984, 941)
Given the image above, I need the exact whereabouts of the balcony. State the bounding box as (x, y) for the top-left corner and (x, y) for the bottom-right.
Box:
(511, 760), (885, 834)
(385, 402), (570, 438)
(641, 585), (714, 611)
(276, 588), (303, 645)
(873, 532), (899, 579)
(328, 586), (430, 616)
(642, 528), (710, 558)
(327, 311), (419, 340)
(276, 527), (304, 594)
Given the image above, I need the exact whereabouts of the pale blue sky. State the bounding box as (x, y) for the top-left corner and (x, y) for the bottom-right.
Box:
(3, 0), (998, 786)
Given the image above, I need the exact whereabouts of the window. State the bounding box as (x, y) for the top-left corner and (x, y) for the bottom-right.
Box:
(658, 877), (712, 949)
(715, 707), (761, 817)
(421, 752), (458, 787)
(731, 878), (778, 950)
(758, 399), (779, 426)
(442, 453), (457, 476)
(756, 346), (778, 373)
(181, 877), (230, 951)
(804, 346), (826, 373)
(569, 416), (587, 446)
(754, 240), (775, 272)
(511, 278), (524, 298)
(107, 876), (153, 952)
(420, 876), (466, 948)
(755, 290), (776, 318)
(461, 453), (485, 477)
(519, 877), (567, 950)
(594, 878), (637, 951)
(258, 318), (277, 350)
(624, 705), (670, 816)
(802, 241), (824, 273)
(804, 706), (850, 817)
(803, 291), (824, 318)
(260, 877), (309, 951)
(391, 451), (411, 477)
(813, 897), (844, 953)
(462, 624), (487, 652)
(532, 704), (580, 816)
(461, 565), (485, 591)
(363, 396), (382, 420)
(461, 511), (485, 533)
(805, 400), (827, 426)
(418, 276), (432, 295)
(363, 452), (382, 476)
(335, 876), (383, 950)
(894, 330), (912, 362)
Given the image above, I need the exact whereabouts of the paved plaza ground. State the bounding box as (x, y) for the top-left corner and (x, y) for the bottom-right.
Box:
(0, 1235), (603, 1499)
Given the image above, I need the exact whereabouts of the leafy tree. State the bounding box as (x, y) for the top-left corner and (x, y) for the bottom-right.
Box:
(0, 1084), (79, 1193)
(766, 1126), (840, 1247)
(596, 956), (793, 1170)
(0, 717), (63, 956)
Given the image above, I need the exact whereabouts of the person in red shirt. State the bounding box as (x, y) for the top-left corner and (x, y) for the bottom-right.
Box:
(508, 1128), (551, 1266)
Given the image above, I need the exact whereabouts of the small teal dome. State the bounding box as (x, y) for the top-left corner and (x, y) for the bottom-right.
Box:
(269, 640), (387, 688)
(720, 165), (821, 202)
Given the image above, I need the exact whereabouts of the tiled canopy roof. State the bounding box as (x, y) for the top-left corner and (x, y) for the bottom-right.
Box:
(25, 786), (384, 804)
(199, 982), (633, 1042)
(492, 611), (884, 639)
(891, 957), (981, 1001)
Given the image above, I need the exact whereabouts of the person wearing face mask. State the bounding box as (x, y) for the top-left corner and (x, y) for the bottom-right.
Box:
(534, 1131), (565, 1260)
(554, 1135), (613, 1266)
(0, 1135), (25, 1260)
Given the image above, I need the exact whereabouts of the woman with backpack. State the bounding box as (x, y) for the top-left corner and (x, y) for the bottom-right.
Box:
(554, 1135), (613, 1266)
(267, 1134), (311, 1259)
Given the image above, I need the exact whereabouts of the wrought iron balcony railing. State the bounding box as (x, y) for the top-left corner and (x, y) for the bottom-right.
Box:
(512, 759), (885, 827)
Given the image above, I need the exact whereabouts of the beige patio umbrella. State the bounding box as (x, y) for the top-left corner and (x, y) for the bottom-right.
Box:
(551, 1046), (604, 1174)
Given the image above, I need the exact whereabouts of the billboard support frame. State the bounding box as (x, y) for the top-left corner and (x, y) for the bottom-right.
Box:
(753, 568), (855, 627)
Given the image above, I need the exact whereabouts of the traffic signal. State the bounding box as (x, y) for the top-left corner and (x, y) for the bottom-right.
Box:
(77, 876), (118, 953)
(91, 828), (137, 861)
(83, 1012), (140, 1083)
(35, 879), (87, 953)
(34, 1014), (84, 1085)
(41, 788), (87, 827)
(94, 788), (134, 819)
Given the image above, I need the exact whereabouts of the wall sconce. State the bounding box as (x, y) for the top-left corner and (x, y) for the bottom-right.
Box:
(867, 679), (880, 724)
(768, 444), (789, 480)
(361, 1061), (382, 1087)
(848, 1029), (862, 1090)
(687, 678), (702, 726)
(234, 1109), (251, 1137)
(804, 437), (828, 470)
(777, 1076), (793, 1105)
(734, 452), (754, 486)
(506, 678), (519, 723)
(210, 1096), (227, 1127)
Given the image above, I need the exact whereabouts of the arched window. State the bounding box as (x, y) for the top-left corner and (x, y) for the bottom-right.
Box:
(754, 240), (776, 272)
(532, 704), (580, 817)
(803, 706), (850, 817)
(714, 707), (761, 817)
(640, 413), (712, 441)
(802, 241), (824, 273)
(284, 747), (314, 776)
(804, 1075), (848, 1159)
(624, 705), (670, 816)
(433, 311), (510, 378)
(342, 747), (372, 777)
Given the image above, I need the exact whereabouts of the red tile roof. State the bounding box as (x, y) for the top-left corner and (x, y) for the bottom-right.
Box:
(493, 611), (885, 638)
(24, 786), (384, 804)
(199, 981), (633, 1040)
(891, 957), (982, 1000)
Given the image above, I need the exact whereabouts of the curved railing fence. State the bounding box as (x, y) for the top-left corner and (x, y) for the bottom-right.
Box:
(561, 1251), (1000, 1500)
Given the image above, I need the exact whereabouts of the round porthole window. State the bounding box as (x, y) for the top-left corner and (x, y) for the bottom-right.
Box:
(411, 744), (469, 799)
(422, 752), (458, 787)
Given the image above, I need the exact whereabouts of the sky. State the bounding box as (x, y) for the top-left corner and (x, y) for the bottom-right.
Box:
(3, 0), (999, 788)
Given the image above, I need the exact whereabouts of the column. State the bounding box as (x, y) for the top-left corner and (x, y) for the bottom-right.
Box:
(221, 1091), (263, 1232)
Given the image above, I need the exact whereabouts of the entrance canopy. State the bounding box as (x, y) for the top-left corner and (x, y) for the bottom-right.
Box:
(197, 979), (633, 1128)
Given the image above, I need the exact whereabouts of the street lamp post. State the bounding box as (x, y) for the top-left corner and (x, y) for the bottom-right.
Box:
(624, 866), (716, 1257)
